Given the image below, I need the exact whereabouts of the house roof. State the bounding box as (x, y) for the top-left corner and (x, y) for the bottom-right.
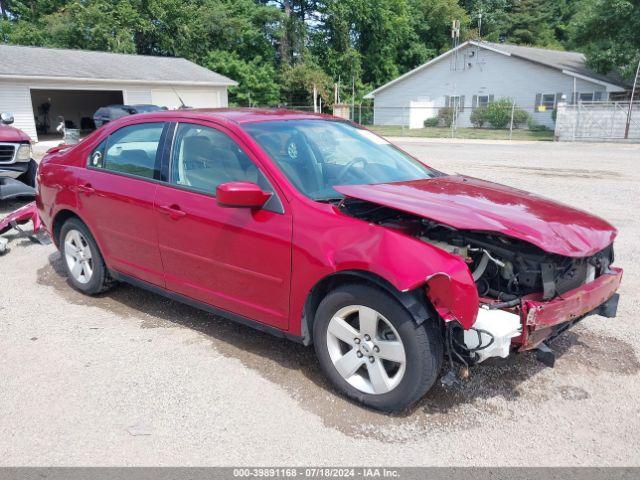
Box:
(0, 44), (237, 87)
(364, 41), (627, 98)
(481, 42), (626, 87)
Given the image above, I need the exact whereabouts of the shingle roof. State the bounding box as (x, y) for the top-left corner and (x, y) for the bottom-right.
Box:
(365, 40), (627, 98)
(0, 44), (237, 86)
(482, 42), (627, 88)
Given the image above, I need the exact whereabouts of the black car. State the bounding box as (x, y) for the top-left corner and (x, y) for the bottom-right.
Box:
(93, 104), (166, 128)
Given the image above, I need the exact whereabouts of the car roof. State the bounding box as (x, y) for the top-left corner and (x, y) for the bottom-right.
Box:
(139, 108), (338, 125)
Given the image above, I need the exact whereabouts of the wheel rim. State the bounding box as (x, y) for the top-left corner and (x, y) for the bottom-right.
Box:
(326, 305), (406, 395)
(63, 229), (94, 284)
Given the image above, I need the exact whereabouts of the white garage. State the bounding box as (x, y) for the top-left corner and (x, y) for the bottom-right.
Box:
(0, 44), (237, 142)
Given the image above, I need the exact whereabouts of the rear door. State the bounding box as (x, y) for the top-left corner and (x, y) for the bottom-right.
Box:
(75, 121), (169, 286)
(153, 121), (292, 329)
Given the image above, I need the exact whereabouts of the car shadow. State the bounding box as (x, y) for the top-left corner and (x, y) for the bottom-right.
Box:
(38, 251), (639, 441)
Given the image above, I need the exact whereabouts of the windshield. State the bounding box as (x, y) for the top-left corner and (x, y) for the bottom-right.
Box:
(243, 120), (438, 200)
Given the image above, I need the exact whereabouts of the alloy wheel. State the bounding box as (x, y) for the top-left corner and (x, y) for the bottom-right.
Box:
(326, 305), (406, 395)
(64, 229), (94, 284)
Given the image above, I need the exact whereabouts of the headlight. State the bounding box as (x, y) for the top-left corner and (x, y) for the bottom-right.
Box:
(16, 143), (32, 162)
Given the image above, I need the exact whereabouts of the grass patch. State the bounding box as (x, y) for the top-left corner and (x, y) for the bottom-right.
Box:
(368, 125), (555, 141)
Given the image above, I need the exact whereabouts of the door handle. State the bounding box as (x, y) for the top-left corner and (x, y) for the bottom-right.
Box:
(158, 204), (186, 220)
(77, 183), (95, 196)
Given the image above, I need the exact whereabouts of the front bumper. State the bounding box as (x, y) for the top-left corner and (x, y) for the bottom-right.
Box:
(517, 267), (623, 350)
(0, 160), (30, 179)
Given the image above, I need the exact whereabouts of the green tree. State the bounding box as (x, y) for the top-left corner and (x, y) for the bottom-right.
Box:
(502, 0), (560, 47)
(280, 61), (333, 106)
(570, 0), (640, 83)
(204, 50), (281, 106)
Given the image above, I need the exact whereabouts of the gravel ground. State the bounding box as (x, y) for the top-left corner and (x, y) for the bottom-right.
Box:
(1, 139), (639, 466)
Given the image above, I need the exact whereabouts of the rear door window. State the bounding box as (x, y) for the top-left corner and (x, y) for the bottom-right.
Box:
(90, 122), (164, 179)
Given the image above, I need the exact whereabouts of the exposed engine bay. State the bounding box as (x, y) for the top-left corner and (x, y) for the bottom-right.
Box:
(342, 199), (614, 307)
(342, 198), (618, 367)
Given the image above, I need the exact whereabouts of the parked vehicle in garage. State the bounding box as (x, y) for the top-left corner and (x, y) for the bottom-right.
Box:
(36, 109), (622, 412)
(0, 111), (38, 200)
(93, 104), (166, 128)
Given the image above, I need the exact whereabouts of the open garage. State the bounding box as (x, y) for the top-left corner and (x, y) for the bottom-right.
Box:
(30, 89), (124, 139)
(0, 44), (237, 142)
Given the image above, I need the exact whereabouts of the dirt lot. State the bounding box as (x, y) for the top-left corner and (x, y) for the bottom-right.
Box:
(1, 139), (639, 466)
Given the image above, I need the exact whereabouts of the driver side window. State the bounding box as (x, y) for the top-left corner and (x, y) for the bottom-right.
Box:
(170, 123), (267, 195)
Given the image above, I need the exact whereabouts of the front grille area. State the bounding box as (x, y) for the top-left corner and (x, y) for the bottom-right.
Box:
(0, 144), (16, 163)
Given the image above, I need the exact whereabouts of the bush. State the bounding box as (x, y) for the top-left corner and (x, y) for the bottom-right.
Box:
(423, 117), (439, 127)
(512, 108), (529, 128)
(485, 99), (529, 129)
(527, 117), (551, 132)
(484, 99), (512, 129)
(470, 107), (488, 128)
(437, 107), (454, 127)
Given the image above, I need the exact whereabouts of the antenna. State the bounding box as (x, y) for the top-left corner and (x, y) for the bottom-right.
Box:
(172, 88), (187, 109)
(451, 19), (461, 71)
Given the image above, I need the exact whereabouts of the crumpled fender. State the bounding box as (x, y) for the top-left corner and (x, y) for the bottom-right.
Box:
(425, 267), (479, 329)
(328, 232), (480, 329)
(0, 201), (41, 235)
(319, 219), (480, 329)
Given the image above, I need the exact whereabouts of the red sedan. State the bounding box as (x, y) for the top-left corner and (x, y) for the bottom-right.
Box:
(36, 109), (622, 411)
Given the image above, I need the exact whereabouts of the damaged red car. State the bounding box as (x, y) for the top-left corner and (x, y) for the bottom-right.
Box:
(36, 109), (622, 412)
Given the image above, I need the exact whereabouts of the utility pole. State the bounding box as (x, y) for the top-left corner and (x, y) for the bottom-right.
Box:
(624, 57), (640, 139)
(313, 83), (318, 113)
(509, 99), (516, 141)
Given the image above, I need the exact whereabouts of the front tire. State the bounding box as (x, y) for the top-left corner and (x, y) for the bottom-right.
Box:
(59, 218), (114, 295)
(18, 159), (38, 187)
(313, 284), (443, 412)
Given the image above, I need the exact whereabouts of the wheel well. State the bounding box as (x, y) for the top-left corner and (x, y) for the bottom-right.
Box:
(52, 209), (81, 246)
(301, 271), (435, 345)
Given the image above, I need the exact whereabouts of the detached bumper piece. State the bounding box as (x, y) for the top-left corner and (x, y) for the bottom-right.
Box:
(0, 177), (35, 200)
(0, 202), (48, 253)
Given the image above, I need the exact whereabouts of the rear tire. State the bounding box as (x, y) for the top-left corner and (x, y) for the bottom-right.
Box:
(59, 218), (114, 295)
(18, 159), (38, 187)
(313, 284), (442, 412)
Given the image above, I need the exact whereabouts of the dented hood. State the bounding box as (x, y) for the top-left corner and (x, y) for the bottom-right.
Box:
(335, 176), (617, 257)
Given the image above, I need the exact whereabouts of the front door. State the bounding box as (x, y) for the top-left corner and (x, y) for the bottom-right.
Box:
(75, 121), (167, 286)
(154, 121), (292, 330)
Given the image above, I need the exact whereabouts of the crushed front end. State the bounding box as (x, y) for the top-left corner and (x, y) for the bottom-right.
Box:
(419, 222), (622, 360)
(340, 197), (622, 366)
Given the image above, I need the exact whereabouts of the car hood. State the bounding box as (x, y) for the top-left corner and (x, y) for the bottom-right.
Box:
(0, 124), (31, 142)
(335, 175), (617, 257)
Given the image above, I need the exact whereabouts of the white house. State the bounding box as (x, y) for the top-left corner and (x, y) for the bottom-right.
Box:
(0, 44), (237, 141)
(364, 41), (628, 129)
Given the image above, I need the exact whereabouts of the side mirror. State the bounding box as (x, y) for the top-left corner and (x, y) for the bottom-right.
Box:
(1, 112), (14, 125)
(216, 182), (270, 209)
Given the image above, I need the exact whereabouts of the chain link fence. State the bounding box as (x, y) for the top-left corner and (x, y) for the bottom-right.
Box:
(258, 101), (640, 142)
(266, 103), (556, 141)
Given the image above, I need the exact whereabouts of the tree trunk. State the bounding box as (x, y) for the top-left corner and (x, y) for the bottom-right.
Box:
(279, 0), (292, 66)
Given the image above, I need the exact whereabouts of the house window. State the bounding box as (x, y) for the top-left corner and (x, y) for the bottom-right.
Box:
(447, 95), (460, 108)
(446, 95), (465, 109)
(579, 92), (594, 102)
(541, 94), (556, 108)
(477, 95), (490, 107)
